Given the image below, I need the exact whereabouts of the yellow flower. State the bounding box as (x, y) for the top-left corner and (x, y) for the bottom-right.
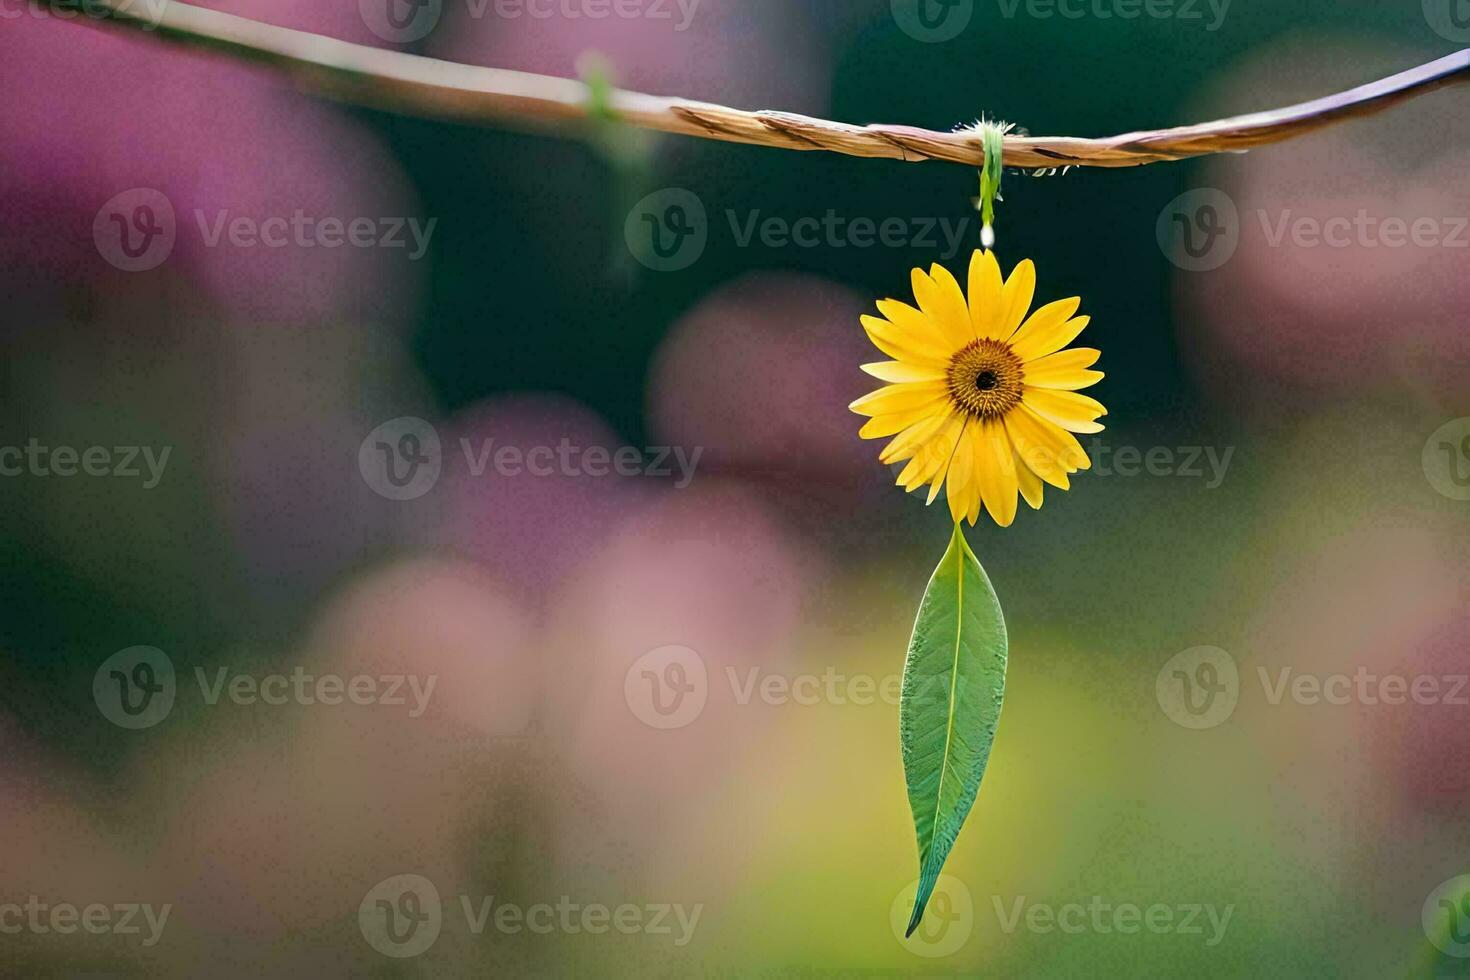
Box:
(850, 250), (1106, 527)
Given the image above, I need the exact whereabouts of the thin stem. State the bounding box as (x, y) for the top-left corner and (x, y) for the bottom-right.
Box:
(41, 0), (1470, 170)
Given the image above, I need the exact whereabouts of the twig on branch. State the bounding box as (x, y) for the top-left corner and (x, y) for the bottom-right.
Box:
(43, 0), (1470, 170)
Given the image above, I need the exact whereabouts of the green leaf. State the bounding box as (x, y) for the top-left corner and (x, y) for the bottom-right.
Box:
(900, 521), (1008, 938)
(973, 119), (1009, 248)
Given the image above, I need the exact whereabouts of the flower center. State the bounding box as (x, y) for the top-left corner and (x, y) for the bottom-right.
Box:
(946, 340), (1024, 419)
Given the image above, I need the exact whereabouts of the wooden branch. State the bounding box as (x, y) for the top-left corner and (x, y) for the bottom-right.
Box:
(41, 0), (1470, 170)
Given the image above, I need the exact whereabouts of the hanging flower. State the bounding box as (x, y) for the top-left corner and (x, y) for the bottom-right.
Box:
(850, 249), (1106, 526)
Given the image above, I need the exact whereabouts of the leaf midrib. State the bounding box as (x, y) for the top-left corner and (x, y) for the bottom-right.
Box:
(925, 527), (966, 865)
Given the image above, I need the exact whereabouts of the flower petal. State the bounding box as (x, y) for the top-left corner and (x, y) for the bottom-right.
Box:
(861, 314), (950, 366)
(859, 400), (948, 440)
(1028, 370), (1105, 392)
(945, 419), (980, 524)
(874, 299), (947, 346)
(917, 264), (975, 349)
(1014, 450), (1045, 510)
(975, 418), (1019, 527)
(1022, 348), (1104, 390)
(967, 249), (1005, 339)
(1022, 388), (1108, 434)
(997, 259), (1037, 340)
(879, 409), (953, 464)
(898, 448), (941, 492)
(1010, 299), (1084, 361)
(849, 381), (947, 418)
(918, 413), (966, 502)
(896, 411), (962, 490)
(861, 360), (947, 383)
(1004, 405), (1087, 489)
(923, 417), (970, 505)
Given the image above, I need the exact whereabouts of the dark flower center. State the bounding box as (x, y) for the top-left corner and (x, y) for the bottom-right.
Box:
(945, 339), (1025, 419)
